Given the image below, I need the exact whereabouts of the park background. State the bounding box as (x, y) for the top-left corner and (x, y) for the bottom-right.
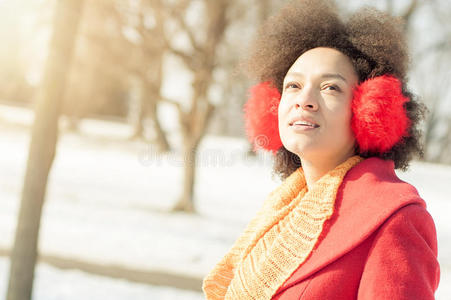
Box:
(0, 0), (450, 299)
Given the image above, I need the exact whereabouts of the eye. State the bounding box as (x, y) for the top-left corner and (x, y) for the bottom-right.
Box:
(284, 82), (301, 90)
(322, 84), (341, 92)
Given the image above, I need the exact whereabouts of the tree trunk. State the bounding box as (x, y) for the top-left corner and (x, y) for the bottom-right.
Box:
(131, 79), (170, 153)
(422, 107), (438, 161)
(146, 49), (170, 153)
(171, 99), (215, 213)
(149, 98), (170, 153)
(438, 118), (451, 164)
(129, 78), (146, 140)
(168, 0), (228, 213)
(6, 1), (84, 300)
(66, 115), (81, 132)
(172, 141), (198, 213)
(130, 92), (146, 139)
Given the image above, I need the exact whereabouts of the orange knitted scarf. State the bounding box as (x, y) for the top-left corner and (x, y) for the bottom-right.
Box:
(202, 155), (363, 299)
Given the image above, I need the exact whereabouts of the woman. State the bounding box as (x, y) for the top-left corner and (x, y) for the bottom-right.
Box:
(203, 0), (440, 299)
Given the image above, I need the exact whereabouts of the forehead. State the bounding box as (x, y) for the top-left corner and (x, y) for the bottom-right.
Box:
(286, 47), (357, 80)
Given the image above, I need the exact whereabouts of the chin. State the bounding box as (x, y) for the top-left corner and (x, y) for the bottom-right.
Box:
(283, 140), (315, 158)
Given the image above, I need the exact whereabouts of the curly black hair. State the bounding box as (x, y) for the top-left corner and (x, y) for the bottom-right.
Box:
(244, 0), (425, 179)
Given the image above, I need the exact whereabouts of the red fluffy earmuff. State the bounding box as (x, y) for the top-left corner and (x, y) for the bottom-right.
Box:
(243, 81), (282, 153)
(351, 75), (410, 153)
(244, 75), (410, 155)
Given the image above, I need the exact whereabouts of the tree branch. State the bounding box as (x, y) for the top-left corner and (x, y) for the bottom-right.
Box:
(402, 0), (418, 23)
(160, 96), (183, 111)
(168, 6), (201, 53)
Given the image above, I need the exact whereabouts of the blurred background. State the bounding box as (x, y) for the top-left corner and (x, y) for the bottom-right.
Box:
(0, 0), (450, 299)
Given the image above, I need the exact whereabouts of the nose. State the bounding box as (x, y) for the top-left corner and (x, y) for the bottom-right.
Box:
(294, 87), (319, 111)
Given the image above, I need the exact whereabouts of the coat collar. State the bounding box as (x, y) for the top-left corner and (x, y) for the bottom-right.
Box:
(274, 157), (425, 295)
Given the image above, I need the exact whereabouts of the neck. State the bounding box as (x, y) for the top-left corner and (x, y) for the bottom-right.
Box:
(300, 151), (355, 190)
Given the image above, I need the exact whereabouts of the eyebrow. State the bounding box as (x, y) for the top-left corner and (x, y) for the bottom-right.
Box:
(285, 72), (348, 83)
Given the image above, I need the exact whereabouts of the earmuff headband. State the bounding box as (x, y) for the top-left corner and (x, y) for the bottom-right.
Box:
(243, 75), (410, 154)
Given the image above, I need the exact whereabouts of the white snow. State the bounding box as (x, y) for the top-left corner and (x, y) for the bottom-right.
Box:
(0, 104), (450, 299)
(0, 258), (204, 300)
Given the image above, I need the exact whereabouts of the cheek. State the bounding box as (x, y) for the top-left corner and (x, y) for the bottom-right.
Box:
(327, 101), (353, 134)
(338, 107), (355, 139)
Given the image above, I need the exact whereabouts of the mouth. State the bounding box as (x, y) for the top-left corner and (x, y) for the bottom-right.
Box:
(289, 120), (320, 129)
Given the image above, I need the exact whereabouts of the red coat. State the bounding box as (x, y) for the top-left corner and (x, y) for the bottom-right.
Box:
(272, 158), (440, 299)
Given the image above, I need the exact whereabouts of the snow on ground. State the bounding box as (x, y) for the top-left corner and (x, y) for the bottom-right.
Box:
(0, 122), (277, 279)
(0, 104), (450, 299)
(0, 257), (203, 300)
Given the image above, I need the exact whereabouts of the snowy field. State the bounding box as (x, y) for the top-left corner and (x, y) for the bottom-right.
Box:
(0, 104), (450, 299)
(0, 258), (203, 300)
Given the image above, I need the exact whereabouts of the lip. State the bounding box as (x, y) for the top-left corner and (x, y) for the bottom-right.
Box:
(288, 116), (320, 129)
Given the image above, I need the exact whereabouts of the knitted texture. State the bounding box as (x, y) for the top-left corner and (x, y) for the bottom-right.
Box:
(202, 156), (364, 299)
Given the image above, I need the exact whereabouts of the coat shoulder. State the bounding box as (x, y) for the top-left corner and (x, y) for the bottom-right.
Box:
(357, 203), (440, 299)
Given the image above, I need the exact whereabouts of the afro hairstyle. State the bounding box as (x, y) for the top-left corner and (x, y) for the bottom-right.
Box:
(244, 0), (425, 179)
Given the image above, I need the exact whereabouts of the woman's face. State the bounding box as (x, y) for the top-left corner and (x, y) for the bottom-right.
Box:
(278, 47), (359, 163)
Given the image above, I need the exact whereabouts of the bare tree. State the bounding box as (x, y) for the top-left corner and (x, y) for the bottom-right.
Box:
(62, 0), (131, 130)
(385, 0), (418, 29)
(126, 0), (170, 152)
(6, 1), (84, 299)
(104, 0), (171, 152)
(409, 0), (451, 163)
(159, 0), (231, 212)
(60, 0), (171, 152)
